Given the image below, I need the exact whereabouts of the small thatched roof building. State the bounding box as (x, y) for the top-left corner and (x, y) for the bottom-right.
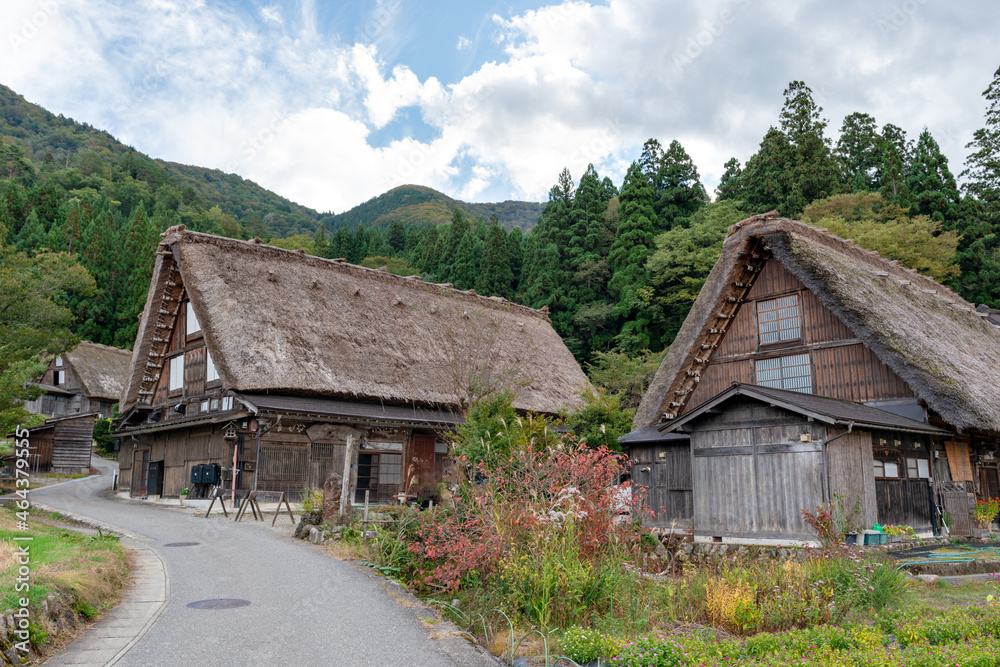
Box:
(26, 341), (131, 419)
(65, 342), (132, 402)
(628, 212), (1000, 542)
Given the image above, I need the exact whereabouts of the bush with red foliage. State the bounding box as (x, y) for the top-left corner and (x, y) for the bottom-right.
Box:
(405, 439), (654, 593)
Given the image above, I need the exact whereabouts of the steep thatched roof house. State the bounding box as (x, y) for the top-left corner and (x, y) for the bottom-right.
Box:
(627, 212), (1000, 543)
(25, 341), (131, 419)
(114, 226), (589, 502)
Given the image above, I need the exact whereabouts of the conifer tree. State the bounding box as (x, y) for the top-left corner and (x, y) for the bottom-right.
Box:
(608, 162), (657, 353)
(331, 225), (351, 259)
(956, 64), (1000, 307)
(836, 112), (881, 192)
(476, 216), (514, 299)
(14, 209), (45, 252)
(451, 233), (477, 290)
(716, 158), (743, 201)
(386, 219), (406, 253)
(654, 140), (709, 229)
(907, 129), (961, 223)
(349, 224), (369, 263)
(313, 225), (330, 258)
(877, 124), (911, 206)
(740, 128), (796, 215)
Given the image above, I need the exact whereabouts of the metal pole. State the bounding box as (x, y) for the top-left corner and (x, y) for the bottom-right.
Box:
(253, 429), (260, 492)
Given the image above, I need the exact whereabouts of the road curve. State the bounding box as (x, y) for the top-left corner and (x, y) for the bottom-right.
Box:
(33, 457), (489, 667)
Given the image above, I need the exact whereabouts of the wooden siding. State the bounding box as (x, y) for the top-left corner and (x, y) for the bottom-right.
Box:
(748, 258), (802, 299)
(813, 345), (914, 402)
(825, 428), (878, 528)
(631, 442), (693, 528)
(27, 429), (54, 471)
(685, 359), (753, 410)
(687, 399), (825, 538)
(51, 415), (95, 472)
(681, 258), (914, 415)
(876, 480), (934, 531)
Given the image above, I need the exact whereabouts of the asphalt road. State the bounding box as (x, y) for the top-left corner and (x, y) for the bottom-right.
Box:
(33, 457), (485, 667)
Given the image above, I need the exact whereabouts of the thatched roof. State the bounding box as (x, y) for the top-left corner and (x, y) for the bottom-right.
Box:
(121, 227), (590, 415)
(635, 214), (1000, 433)
(64, 341), (132, 401)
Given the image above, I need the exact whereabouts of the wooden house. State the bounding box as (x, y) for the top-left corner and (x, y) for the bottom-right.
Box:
(20, 412), (97, 474)
(24, 341), (131, 419)
(628, 213), (1000, 543)
(113, 226), (589, 502)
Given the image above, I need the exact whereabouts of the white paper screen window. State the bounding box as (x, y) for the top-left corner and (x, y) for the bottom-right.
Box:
(187, 301), (201, 335)
(206, 350), (219, 382)
(755, 354), (812, 393)
(757, 294), (801, 344)
(169, 355), (184, 391)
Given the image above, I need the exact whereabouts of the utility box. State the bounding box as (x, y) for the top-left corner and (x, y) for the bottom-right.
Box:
(191, 465), (204, 485)
(202, 463), (221, 485)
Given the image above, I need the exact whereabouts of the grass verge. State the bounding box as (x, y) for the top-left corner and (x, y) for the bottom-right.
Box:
(0, 506), (130, 658)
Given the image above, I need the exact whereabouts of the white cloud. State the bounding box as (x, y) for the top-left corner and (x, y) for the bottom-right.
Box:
(1, 0), (998, 212)
(260, 5), (282, 25)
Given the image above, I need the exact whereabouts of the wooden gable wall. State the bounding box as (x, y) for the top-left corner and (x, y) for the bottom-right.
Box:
(150, 288), (219, 416)
(683, 259), (914, 413)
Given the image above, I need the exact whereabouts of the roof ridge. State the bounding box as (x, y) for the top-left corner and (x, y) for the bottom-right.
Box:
(74, 340), (131, 353)
(161, 225), (548, 320)
(731, 216), (971, 306)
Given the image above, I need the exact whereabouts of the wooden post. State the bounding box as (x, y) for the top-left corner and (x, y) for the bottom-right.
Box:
(339, 435), (355, 516)
(364, 490), (369, 522)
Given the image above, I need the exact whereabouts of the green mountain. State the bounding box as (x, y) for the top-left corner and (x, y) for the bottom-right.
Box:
(1, 84), (543, 239)
(0, 83), (321, 238)
(320, 184), (545, 233)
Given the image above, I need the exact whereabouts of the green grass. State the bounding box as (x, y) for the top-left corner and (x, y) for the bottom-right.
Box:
(0, 506), (129, 650)
(911, 579), (1000, 607)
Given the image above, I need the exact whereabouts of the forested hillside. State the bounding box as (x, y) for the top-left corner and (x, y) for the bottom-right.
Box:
(320, 184), (544, 233)
(0, 84), (323, 239)
(3, 69), (1000, 383)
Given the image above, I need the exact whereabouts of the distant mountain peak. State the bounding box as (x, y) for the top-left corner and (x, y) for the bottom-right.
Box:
(322, 184), (544, 232)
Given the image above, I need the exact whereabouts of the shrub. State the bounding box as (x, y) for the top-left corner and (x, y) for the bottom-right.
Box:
(558, 626), (612, 664)
(564, 387), (635, 451)
(300, 486), (324, 514)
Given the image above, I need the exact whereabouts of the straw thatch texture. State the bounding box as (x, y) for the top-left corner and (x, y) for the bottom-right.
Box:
(635, 216), (1000, 432)
(121, 228), (589, 414)
(65, 341), (132, 401)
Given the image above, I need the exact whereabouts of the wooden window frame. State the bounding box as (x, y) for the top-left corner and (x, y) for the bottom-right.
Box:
(754, 352), (813, 393)
(756, 293), (803, 348)
(873, 459), (900, 479)
(185, 300), (202, 340)
(168, 354), (185, 395)
(205, 348), (221, 386)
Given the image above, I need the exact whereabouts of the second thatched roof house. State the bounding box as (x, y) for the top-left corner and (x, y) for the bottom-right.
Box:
(114, 226), (589, 502)
(24, 341), (132, 420)
(626, 212), (1000, 544)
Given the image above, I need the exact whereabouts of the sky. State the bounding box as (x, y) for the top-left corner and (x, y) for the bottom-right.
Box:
(2, 1), (1000, 214)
